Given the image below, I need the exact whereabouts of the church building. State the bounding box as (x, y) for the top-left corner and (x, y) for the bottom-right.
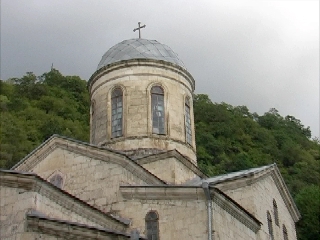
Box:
(0, 37), (300, 240)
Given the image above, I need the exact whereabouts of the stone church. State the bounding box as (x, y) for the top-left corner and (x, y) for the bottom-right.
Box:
(0, 38), (300, 240)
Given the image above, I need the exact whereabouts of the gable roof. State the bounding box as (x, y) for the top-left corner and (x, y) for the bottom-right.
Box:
(196, 164), (301, 222)
(0, 169), (129, 230)
(11, 134), (166, 185)
(204, 164), (273, 185)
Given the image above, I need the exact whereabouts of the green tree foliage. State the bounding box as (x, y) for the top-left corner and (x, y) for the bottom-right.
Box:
(0, 74), (318, 240)
(194, 94), (319, 240)
(295, 185), (320, 240)
(0, 69), (89, 168)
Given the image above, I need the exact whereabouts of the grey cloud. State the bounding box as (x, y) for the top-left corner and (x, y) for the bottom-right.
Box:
(1, 0), (318, 137)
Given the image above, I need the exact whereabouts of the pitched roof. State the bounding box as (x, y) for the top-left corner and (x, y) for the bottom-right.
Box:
(0, 169), (129, 229)
(204, 164), (274, 185)
(190, 164), (301, 222)
(11, 134), (166, 185)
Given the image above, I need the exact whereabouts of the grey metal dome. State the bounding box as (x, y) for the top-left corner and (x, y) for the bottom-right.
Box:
(97, 38), (186, 70)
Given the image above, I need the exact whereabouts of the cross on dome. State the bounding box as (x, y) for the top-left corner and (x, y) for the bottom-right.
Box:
(133, 22), (146, 38)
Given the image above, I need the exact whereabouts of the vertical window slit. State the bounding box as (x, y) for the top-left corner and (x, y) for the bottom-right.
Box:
(111, 88), (123, 138)
(151, 86), (165, 134)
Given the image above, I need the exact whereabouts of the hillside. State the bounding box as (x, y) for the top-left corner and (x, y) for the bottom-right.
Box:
(0, 70), (319, 240)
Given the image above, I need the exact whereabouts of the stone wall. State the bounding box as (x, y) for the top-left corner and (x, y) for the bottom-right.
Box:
(220, 175), (298, 240)
(29, 147), (150, 211)
(140, 157), (197, 184)
(89, 59), (197, 162)
(112, 189), (258, 240)
(213, 203), (256, 240)
(0, 185), (104, 239)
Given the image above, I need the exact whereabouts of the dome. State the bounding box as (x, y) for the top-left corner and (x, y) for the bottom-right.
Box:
(97, 38), (186, 70)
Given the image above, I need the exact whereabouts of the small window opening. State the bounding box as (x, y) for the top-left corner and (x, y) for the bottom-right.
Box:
(49, 174), (63, 188)
(151, 86), (165, 134)
(273, 199), (279, 226)
(111, 88), (123, 138)
(283, 224), (288, 240)
(185, 97), (192, 145)
(145, 211), (159, 240)
(267, 211), (274, 240)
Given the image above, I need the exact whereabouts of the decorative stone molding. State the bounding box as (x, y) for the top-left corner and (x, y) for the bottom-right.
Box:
(120, 185), (205, 200)
(213, 165), (300, 222)
(212, 188), (261, 233)
(11, 135), (165, 185)
(88, 59), (195, 94)
(270, 167), (301, 222)
(26, 213), (143, 239)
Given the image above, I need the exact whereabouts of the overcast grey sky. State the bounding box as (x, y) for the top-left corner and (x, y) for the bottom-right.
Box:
(1, 0), (319, 137)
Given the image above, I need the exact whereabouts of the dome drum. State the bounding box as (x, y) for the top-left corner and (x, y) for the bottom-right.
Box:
(89, 38), (197, 163)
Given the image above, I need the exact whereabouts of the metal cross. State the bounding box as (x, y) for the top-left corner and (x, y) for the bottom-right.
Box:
(133, 22), (146, 38)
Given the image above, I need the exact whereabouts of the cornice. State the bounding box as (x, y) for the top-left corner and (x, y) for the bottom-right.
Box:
(120, 185), (204, 200)
(211, 188), (261, 233)
(12, 135), (165, 185)
(213, 166), (301, 222)
(271, 167), (301, 222)
(120, 185), (261, 232)
(26, 214), (145, 239)
(102, 135), (197, 155)
(88, 59), (195, 93)
(0, 170), (128, 232)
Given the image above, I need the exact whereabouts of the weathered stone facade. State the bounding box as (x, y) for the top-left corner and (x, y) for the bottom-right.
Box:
(0, 170), (131, 240)
(0, 38), (301, 239)
(217, 172), (299, 240)
(89, 59), (197, 163)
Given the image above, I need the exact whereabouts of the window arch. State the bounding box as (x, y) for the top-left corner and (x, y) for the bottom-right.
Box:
(273, 199), (279, 226)
(111, 88), (123, 138)
(48, 173), (64, 189)
(185, 97), (192, 145)
(91, 100), (96, 141)
(151, 86), (165, 134)
(267, 211), (274, 240)
(145, 211), (159, 240)
(283, 224), (288, 240)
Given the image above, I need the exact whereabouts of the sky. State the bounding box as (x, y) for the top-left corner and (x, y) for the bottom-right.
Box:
(1, 0), (319, 138)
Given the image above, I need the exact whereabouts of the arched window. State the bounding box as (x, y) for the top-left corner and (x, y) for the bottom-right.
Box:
(151, 86), (165, 134)
(267, 211), (274, 240)
(283, 224), (288, 240)
(111, 88), (123, 138)
(91, 100), (96, 141)
(273, 199), (279, 226)
(145, 211), (159, 240)
(49, 174), (63, 189)
(185, 97), (192, 145)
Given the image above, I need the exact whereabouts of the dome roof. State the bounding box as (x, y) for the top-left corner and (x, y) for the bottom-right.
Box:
(97, 38), (186, 70)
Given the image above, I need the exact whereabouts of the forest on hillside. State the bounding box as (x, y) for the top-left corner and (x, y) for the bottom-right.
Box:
(0, 70), (319, 240)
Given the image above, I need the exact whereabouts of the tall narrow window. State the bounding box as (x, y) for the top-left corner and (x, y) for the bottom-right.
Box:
(185, 97), (192, 145)
(111, 88), (123, 138)
(151, 86), (165, 134)
(267, 211), (274, 240)
(145, 211), (159, 240)
(91, 101), (96, 141)
(273, 199), (279, 226)
(283, 225), (288, 240)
